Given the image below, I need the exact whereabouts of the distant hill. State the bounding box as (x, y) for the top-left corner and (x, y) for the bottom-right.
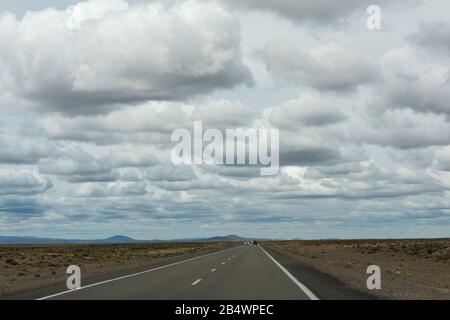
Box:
(0, 236), (85, 244)
(204, 235), (249, 242)
(97, 235), (137, 243)
(0, 234), (260, 244)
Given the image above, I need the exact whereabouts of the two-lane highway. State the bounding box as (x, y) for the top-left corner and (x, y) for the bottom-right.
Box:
(39, 245), (318, 300)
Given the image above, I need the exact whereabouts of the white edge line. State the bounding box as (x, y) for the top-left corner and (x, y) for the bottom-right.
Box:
(191, 279), (202, 286)
(260, 247), (319, 300)
(37, 247), (234, 300)
(211, 268), (216, 272)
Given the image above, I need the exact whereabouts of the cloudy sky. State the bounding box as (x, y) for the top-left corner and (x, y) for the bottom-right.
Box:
(0, 0), (449, 240)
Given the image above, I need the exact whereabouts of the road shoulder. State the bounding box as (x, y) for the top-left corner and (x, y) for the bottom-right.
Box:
(262, 243), (376, 300)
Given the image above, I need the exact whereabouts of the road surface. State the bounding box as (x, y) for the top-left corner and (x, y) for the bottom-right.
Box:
(36, 245), (374, 300)
(39, 245), (318, 300)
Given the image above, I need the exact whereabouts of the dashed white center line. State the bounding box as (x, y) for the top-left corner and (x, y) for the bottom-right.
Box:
(211, 268), (216, 272)
(222, 262), (226, 265)
(228, 258), (231, 261)
(192, 279), (202, 286)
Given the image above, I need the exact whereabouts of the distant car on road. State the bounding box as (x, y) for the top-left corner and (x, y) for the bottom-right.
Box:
(252, 240), (258, 246)
(244, 241), (250, 246)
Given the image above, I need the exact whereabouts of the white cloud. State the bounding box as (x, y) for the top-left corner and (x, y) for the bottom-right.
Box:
(0, 133), (54, 164)
(0, 169), (52, 195)
(258, 38), (379, 92)
(434, 146), (450, 171)
(70, 181), (148, 197)
(0, 0), (252, 115)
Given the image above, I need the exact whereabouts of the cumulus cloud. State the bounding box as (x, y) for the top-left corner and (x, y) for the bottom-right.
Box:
(0, 197), (49, 218)
(142, 165), (196, 182)
(410, 22), (450, 55)
(38, 144), (160, 182)
(38, 102), (191, 144)
(380, 47), (450, 116)
(0, 169), (52, 195)
(258, 38), (379, 92)
(37, 99), (261, 145)
(0, 133), (54, 164)
(70, 181), (148, 197)
(0, 0), (252, 115)
(304, 162), (364, 178)
(280, 147), (342, 166)
(284, 161), (445, 201)
(268, 93), (347, 128)
(355, 108), (450, 149)
(192, 100), (259, 128)
(434, 146), (450, 171)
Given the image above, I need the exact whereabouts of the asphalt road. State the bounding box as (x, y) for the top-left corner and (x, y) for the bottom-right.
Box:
(39, 245), (318, 300)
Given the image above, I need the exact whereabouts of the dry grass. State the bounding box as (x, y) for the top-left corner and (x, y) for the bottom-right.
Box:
(269, 238), (450, 262)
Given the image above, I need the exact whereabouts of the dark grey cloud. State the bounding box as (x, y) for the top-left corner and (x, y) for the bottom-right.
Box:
(385, 80), (450, 116)
(204, 165), (262, 179)
(410, 22), (450, 54)
(155, 178), (227, 192)
(0, 197), (49, 218)
(229, 0), (413, 25)
(65, 172), (120, 183)
(305, 162), (364, 178)
(379, 46), (450, 117)
(280, 147), (342, 166)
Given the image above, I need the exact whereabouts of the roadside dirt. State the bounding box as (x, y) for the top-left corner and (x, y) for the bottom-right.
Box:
(266, 239), (450, 300)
